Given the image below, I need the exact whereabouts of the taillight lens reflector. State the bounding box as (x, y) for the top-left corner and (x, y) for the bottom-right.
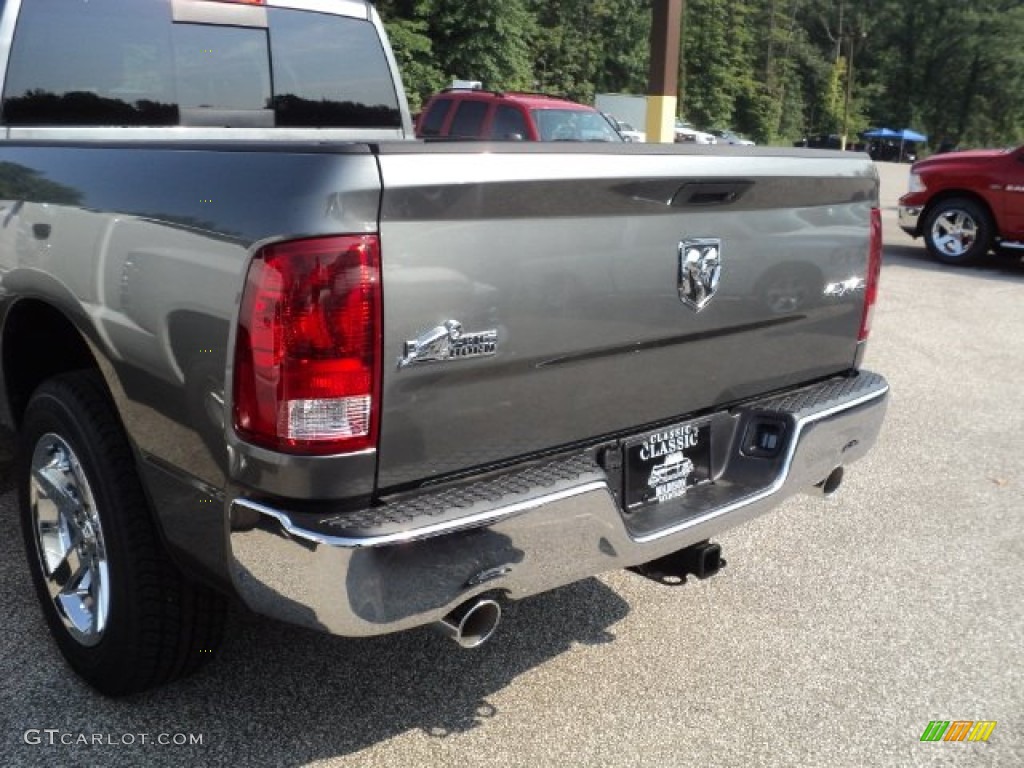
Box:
(859, 207), (882, 342)
(233, 235), (382, 455)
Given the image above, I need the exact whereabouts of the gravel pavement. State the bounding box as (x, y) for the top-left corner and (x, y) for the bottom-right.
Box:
(1, 161), (1021, 768)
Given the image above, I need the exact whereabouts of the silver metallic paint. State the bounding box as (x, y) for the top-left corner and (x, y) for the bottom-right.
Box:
(376, 146), (878, 488)
(0, 0), (882, 608)
(0, 144), (384, 582)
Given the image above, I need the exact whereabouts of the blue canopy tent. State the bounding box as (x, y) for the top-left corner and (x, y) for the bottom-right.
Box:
(862, 127), (901, 139)
(897, 128), (927, 142)
(895, 129), (927, 162)
(862, 127), (928, 161)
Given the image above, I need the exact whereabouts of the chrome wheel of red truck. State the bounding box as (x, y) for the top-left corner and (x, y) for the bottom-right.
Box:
(923, 198), (993, 265)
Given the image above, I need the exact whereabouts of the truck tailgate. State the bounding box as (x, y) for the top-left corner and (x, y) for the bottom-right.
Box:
(375, 144), (877, 490)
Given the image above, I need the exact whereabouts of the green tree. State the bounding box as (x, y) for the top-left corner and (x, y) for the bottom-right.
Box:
(592, 0), (651, 96)
(376, 0), (1023, 148)
(681, 0), (758, 134)
(426, 0), (536, 92)
(382, 17), (445, 112)
(528, 0), (604, 101)
(375, 1), (444, 111)
(861, 0), (1024, 148)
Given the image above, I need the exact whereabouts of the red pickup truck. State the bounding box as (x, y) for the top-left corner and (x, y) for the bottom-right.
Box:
(898, 145), (1024, 265)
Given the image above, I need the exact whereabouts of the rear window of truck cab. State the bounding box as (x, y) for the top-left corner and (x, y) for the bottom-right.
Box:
(1, 0), (402, 128)
(418, 97), (453, 137)
(490, 105), (529, 140)
(448, 100), (488, 138)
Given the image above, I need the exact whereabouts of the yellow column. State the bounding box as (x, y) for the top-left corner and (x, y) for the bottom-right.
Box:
(646, 95), (678, 145)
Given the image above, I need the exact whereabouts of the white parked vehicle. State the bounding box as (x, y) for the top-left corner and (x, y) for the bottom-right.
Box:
(674, 120), (716, 144)
(715, 129), (756, 146)
(604, 114), (646, 143)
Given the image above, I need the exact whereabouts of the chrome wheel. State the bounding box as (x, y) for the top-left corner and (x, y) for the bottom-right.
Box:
(929, 208), (979, 258)
(29, 433), (109, 646)
(19, 372), (225, 694)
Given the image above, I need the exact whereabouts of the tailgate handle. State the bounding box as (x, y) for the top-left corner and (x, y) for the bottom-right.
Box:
(671, 181), (753, 207)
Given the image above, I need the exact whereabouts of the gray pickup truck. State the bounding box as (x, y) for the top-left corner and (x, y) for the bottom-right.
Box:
(0, 0), (888, 695)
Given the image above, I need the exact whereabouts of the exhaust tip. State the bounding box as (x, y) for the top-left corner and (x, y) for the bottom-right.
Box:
(816, 466), (844, 497)
(436, 598), (502, 649)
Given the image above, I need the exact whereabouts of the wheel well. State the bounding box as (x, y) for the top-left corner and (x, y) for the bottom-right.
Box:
(922, 190), (996, 233)
(2, 300), (100, 426)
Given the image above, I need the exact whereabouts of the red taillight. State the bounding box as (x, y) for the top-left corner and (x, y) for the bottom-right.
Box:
(858, 207), (882, 342)
(233, 235), (382, 455)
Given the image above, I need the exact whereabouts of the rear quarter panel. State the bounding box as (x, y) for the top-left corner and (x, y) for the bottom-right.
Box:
(0, 142), (381, 493)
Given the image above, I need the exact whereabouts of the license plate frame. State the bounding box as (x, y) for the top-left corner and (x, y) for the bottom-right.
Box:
(623, 419), (712, 511)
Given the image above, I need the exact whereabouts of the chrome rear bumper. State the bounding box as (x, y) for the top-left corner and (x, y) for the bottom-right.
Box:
(228, 371), (888, 637)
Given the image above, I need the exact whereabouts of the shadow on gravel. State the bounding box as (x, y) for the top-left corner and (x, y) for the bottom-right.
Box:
(884, 242), (1024, 282)
(0, 499), (634, 766)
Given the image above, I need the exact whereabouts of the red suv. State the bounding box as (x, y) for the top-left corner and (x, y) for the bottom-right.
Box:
(416, 89), (622, 142)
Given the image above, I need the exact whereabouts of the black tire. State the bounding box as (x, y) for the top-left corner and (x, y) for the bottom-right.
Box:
(922, 197), (994, 266)
(17, 371), (225, 696)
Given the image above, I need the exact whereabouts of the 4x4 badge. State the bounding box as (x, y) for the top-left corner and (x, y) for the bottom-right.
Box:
(678, 238), (722, 311)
